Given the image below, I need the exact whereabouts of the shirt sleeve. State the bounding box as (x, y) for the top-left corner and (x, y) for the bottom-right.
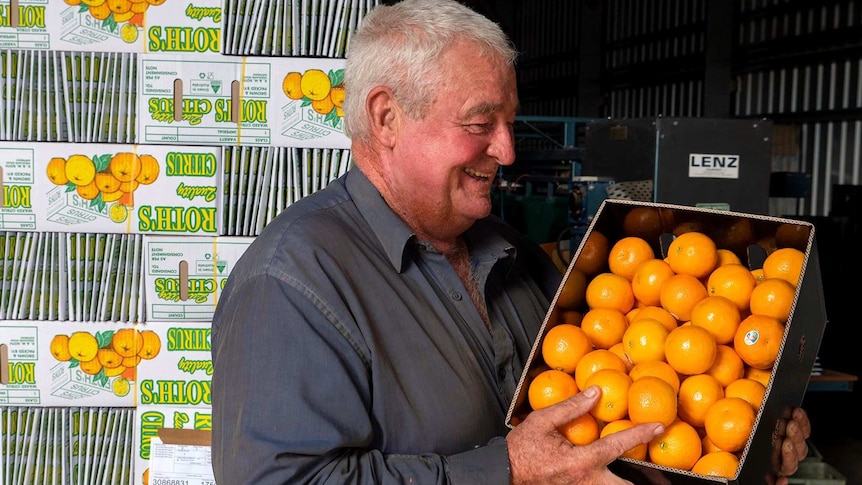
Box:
(211, 272), (513, 485)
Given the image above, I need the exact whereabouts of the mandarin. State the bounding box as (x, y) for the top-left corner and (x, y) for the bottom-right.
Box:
(678, 373), (725, 428)
(689, 295), (741, 345)
(716, 249), (742, 266)
(560, 412), (600, 446)
(704, 397), (756, 452)
(744, 366), (773, 388)
(622, 207), (672, 241)
(751, 268), (766, 285)
(706, 263), (757, 311)
(580, 307), (628, 349)
(622, 318), (669, 365)
(608, 342), (634, 371)
(628, 375), (678, 428)
(574, 230), (610, 276)
(585, 272), (635, 313)
(528, 369), (578, 411)
(609, 236), (656, 281)
(648, 419), (703, 471)
(724, 377), (766, 410)
(585, 368), (632, 422)
(659, 273), (708, 321)
(691, 450), (740, 478)
(665, 325), (717, 375)
(600, 419), (648, 460)
(575, 349), (628, 391)
(666, 231), (719, 278)
(762, 247), (805, 287)
(734, 314), (785, 369)
(556, 268), (588, 311)
(706, 344), (746, 388)
(631, 305), (678, 332)
(631, 258), (676, 307)
(701, 434), (723, 455)
(749, 277), (796, 322)
(629, 359), (681, 394)
(541, 323), (593, 374)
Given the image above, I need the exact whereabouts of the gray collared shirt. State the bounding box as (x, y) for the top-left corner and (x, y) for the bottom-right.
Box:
(211, 167), (562, 484)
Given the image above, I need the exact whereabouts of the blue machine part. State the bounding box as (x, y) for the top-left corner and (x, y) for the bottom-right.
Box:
(569, 176), (615, 252)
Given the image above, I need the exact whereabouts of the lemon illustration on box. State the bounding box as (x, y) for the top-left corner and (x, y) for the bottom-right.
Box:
(63, 0), (165, 44)
(46, 151), (159, 225)
(281, 68), (345, 141)
(50, 328), (161, 398)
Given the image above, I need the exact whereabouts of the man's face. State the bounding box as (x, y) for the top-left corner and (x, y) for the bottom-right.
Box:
(387, 41), (518, 237)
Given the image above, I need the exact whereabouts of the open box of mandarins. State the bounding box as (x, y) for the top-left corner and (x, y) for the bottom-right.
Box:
(505, 199), (828, 485)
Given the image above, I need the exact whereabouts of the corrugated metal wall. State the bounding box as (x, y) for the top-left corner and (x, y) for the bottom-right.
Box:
(515, 0), (862, 218)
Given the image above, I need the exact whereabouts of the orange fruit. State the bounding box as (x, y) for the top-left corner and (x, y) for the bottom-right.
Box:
(761, 247), (804, 287)
(677, 373), (724, 427)
(724, 378), (766, 410)
(609, 236), (656, 281)
(585, 272), (635, 313)
(704, 397), (756, 452)
(665, 325), (717, 375)
(666, 231), (719, 278)
(541, 324), (593, 374)
(659, 273), (708, 321)
(631, 258), (675, 306)
(749, 278), (796, 322)
(706, 344), (745, 388)
(692, 450), (740, 478)
(648, 419), (703, 471)
(528, 369), (578, 411)
(733, 314), (785, 369)
(744, 366), (772, 388)
(701, 434), (723, 455)
(629, 359), (681, 394)
(560, 310), (584, 326)
(625, 307), (641, 323)
(556, 268), (588, 311)
(580, 308), (628, 349)
(631, 305), (678, 332)
(751, 268), (766, 285)
(560, 412), (600, 446)
(716, 249), (742, 266)
(628, 375), (678, 427)
(608, 342), (634, 371)
(706, 263), (757, 311)
(574, 349), (628, 392)
(600, 419), (648, 460)
(585, 368), (632, 422)
(622, 318), (669, 365)
(622, 207), (672, 241)
(689, 295), (741, 345)
(574, 231), (610, 276)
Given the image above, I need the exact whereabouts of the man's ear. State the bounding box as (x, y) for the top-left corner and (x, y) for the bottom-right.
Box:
(366, 86), (398, 148)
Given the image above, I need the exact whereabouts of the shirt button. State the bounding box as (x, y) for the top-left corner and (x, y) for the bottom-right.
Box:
(451, 292), (462, 301)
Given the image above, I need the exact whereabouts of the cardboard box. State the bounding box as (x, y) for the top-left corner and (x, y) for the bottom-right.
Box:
(133, 408), (212, 485)
(0, 0), (222, 53)
(136, 53), (349, 149)
(0, 142), (223, 234)
(0, 320), (137, 407)
(506, 199), (828, 484)
(142, 236), (253, 322)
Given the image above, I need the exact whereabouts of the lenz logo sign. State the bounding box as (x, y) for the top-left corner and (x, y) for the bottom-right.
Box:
(688, 153), (739, 179)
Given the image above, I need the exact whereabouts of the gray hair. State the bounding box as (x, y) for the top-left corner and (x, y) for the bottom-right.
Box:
(342, 0), (518, 143)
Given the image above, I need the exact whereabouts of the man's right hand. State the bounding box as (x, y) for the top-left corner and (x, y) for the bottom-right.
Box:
(507, 386), (665, 485)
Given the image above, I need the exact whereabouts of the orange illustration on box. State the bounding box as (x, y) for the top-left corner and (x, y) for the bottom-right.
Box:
(64, 0), (168, 43)
(282, 68), (345, 126)
(50, 328), (161, 397)
(46, 152), (160, 223)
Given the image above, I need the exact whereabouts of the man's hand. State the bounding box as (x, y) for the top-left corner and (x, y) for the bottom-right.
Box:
(769, 407), (812, 485)
(507, 386), (664, 485)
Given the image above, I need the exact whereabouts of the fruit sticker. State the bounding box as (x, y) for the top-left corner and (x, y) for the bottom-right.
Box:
(46, 152), (160, 224)
(63, 0), (162, 44)
(50, 328), (161, 399)
(282, 68), (346, 126)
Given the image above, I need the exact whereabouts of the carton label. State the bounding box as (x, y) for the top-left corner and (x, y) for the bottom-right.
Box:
(138, 54), (349, 149)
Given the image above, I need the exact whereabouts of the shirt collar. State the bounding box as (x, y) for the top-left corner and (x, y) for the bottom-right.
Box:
(345, 167), (516, 273)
